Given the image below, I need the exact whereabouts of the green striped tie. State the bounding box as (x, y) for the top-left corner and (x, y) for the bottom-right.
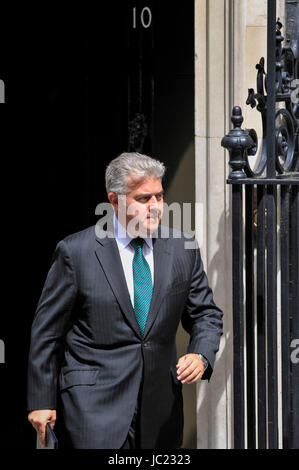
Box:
(130, 237), (153, 336)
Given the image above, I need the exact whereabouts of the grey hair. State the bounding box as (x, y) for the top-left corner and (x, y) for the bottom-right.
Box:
(105, 152), (166, 194)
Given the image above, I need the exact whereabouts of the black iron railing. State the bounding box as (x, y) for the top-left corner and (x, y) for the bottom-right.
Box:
(221, 0), (299, 449)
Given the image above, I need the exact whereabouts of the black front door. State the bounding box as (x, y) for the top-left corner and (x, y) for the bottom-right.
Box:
(0, 0), (194, 448)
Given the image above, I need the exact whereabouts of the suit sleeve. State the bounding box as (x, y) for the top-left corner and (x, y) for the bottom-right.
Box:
(181, 242), (223, 380)
(27, 240), (77, 410)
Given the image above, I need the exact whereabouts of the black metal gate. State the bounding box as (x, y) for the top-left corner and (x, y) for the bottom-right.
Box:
(222, 0), (299, 449)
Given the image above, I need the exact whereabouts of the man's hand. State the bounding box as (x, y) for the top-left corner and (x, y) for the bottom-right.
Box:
(28, 409), (56, 448)
(176, 354), (205, 384)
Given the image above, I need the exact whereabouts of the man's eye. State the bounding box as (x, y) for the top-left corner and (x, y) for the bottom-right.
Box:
(136, 194), (163, 203)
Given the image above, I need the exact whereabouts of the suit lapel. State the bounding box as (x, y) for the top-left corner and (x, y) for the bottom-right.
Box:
(95, 234), (142, 339)
(143, 231), (172, 339)
(94, 224), (172, 340)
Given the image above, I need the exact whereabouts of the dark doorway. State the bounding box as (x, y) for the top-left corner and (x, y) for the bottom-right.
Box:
(0, 0), (194, 448)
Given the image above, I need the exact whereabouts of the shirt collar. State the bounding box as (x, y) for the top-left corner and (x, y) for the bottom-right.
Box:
(113, 211), (153, 251)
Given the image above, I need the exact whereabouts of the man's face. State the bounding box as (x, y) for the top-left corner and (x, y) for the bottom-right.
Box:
(109, 176), (164, 237)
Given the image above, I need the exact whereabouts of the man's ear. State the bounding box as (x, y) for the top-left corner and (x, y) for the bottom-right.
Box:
(108, 192), (118, 210)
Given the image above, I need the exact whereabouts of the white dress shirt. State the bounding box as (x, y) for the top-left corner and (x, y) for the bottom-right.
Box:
(113, 212), (154, 308)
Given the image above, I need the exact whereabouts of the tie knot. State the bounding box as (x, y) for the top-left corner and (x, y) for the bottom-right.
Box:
(130, 237), (145, 251)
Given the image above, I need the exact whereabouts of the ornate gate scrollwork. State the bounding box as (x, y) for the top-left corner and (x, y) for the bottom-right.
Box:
(243, 20), (299, 178)
(221, 2), (299, 450)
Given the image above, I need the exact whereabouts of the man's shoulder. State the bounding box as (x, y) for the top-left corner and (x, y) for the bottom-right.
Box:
(58, 224), (199, 250)
(156, 226), (199, 259)
(62, 225), (96, 247)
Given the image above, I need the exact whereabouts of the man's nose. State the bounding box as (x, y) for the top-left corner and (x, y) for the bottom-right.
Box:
(148, 196), (159, 209)
(148, 196), (159, 214)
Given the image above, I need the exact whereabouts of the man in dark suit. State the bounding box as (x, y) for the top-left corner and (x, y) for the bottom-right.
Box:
(27, 152), (223, 449)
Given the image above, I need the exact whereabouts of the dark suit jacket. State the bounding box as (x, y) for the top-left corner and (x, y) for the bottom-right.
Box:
(27, 223), (223, 449)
